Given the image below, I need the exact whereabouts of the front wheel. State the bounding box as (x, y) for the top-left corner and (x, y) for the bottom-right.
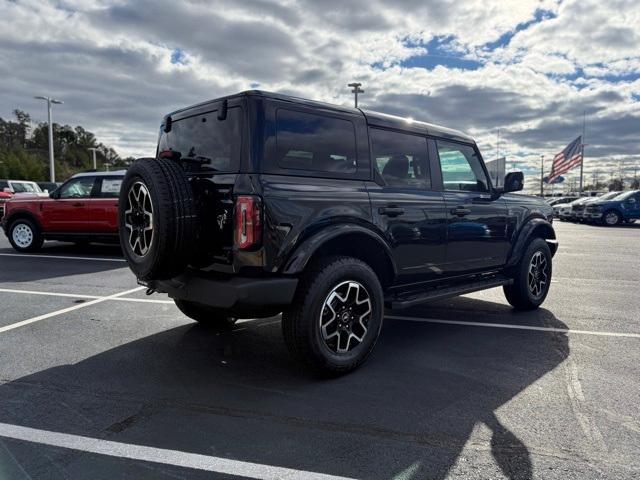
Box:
(174, 299), (237, 329)
(602, 210), (621, 226)
(8, 219), (44, 252)
(282, 256), (384, 376)
(504, 238), (552, 310)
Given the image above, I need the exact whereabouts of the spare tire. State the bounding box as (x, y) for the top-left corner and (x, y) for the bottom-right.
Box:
(118, 157), (197, 281)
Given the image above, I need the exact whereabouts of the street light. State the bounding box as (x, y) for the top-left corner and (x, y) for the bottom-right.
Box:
(348, 82), (364, 108)
(34, 96), (63, 182)
(88, 147), (99, 170)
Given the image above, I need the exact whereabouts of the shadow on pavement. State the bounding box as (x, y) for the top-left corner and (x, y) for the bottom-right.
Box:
(0, 297), (569, 479)
(0, 241), (125, 284)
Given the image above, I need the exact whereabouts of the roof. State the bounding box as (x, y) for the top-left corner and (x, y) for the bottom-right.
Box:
(166, 90), (475, 144)
(71, 170), (126, 178)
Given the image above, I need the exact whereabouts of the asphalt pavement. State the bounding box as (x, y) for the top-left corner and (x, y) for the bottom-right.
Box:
(0, 221), (638, 479)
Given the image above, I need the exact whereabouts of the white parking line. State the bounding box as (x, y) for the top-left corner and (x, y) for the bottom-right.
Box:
(0, 422), (354, 480)
(2, 288), (639, 338)
(0, 253), (126, 262)
(387, 315), (640, 338)
(0, 288), (173, 304)
(0, 286), (145, 334)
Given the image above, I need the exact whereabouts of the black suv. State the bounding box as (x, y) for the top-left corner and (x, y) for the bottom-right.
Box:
(120, 91), (557, 374)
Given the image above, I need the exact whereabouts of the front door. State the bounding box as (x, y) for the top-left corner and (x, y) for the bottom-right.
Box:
(42, 176), (95, 232)
(367, 128), (447, 285)
(434, 139), (509, 274)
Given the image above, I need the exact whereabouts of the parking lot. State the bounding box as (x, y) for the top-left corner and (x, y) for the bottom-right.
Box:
(0, 221), (638, 479)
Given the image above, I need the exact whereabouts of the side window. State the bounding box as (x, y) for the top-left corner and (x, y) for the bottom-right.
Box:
(275, 109), (357, 173)
(437, 140), (489, 192)
(369, 128), (430, 189)
(58, 177), (95, 199)
(95, 177), (123, 198)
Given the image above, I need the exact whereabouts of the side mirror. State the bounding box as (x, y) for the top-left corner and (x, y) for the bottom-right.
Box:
(49, 190), (59, 199)
(503, 171), (524, 193)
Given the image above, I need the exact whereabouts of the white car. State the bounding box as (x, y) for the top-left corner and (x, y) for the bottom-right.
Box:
(0, 179), (43, 195)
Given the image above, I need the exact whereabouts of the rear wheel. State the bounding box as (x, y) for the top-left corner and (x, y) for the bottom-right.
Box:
(174, 299), (237, 329)
(8, 219), (43, 252)
(504, 238), (552, 310)
(282, 256), (383, 376)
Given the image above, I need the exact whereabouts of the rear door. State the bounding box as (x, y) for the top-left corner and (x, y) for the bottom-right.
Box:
(434, 139), (509, 273)
(367, 128), (447, 285)
(87, 176), (123, 232)
(42, 176), (95, 232)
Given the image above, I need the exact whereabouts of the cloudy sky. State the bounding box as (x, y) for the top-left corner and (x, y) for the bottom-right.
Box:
(1, 0), (639, 190)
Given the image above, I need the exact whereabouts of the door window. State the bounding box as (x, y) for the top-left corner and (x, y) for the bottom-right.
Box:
(437, 140), (489, 192)
(95, 177), (123, 198)
(58, 177), (95, 199)
(369, 128), (430, 189)
(275, 109), (357, 173)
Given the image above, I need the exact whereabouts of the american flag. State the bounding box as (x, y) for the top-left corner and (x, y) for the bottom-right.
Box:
(548, 136), (583, 183)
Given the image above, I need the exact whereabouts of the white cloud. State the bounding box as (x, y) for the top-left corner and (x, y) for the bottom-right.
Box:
(0, 0), (638, 190)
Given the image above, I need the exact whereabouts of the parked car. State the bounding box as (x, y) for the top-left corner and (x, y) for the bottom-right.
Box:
(0, 179), (43, 195)
(0, 190), (11, 220)
(2, 171), (125, 252)
(584, 190), (640, 225)
(550, 196), (579, 217)
(116, 90), (557, 374)
(37, 181), (62, 193)
(576, 191), (621, 221)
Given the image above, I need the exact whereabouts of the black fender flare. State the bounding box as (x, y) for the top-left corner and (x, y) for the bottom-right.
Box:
(506, 217), (557, 268)
(282, 223), (397, 278)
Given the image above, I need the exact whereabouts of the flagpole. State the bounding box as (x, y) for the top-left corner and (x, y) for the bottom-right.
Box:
(579, 110), (586, 194)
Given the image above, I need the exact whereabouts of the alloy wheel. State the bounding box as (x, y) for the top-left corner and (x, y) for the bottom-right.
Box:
(319, 280), (372, 354)
(12, 223), (33, 249)
(604, 212), (619, 225)
(124, 181), (154, 256)
(528, 251), (549, 298)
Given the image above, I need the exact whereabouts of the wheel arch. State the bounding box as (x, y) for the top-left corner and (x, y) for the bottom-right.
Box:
(506, 217), (557, 268)
(282, 224), (397, 290)
(4, 210), (42, 232)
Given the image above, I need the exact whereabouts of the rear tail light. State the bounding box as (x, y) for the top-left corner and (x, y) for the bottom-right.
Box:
(234, 195), (262, 250)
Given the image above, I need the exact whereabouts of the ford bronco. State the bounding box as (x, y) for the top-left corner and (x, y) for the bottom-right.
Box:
(119, 91), (557, 374)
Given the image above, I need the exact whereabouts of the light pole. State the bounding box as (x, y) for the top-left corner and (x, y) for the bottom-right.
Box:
(88, 147), (99, 170)
(540, 154), (544, 197)
(34, 96), (63, 182)
(348, 82), (364, 108)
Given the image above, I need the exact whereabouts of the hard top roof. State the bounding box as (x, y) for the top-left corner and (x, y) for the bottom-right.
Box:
(166, 90), (474, 144)
(71, 170), (126, 178)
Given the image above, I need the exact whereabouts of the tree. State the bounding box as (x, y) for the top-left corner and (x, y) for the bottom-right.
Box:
(0, 108), (127, 181)
(608, 178), (624, 191)
(631, 178), (640, 190)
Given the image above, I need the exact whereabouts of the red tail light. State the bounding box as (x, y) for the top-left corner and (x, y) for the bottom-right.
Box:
(234, 195), (262, 250)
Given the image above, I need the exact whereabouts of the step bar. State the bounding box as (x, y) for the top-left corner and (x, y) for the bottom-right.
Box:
(386, 275), (513, 309)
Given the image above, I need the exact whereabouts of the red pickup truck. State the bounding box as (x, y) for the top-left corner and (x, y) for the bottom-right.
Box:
(2, 171), (125, 252)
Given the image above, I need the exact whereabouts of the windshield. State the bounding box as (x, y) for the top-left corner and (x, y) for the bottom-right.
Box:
(596, 191), (621, 201)
(157, 106), (241, 172)
(613, 190), (638, 201)
(9, 181), (42, 193)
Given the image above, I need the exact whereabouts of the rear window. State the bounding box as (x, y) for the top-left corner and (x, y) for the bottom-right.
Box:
(10, 181), (41, 193)
(275, 109), (357, 173)
(95, 177), (124, 198)
(158, 107), (241, 172)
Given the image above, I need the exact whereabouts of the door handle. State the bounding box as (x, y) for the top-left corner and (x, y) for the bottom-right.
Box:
(451, 206), (471, 217)
(379, 206), (405, 217)
(72, 202), (85, 207)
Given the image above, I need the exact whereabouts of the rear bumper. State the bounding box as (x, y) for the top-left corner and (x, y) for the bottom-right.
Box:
(151, 271), (298, 311)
